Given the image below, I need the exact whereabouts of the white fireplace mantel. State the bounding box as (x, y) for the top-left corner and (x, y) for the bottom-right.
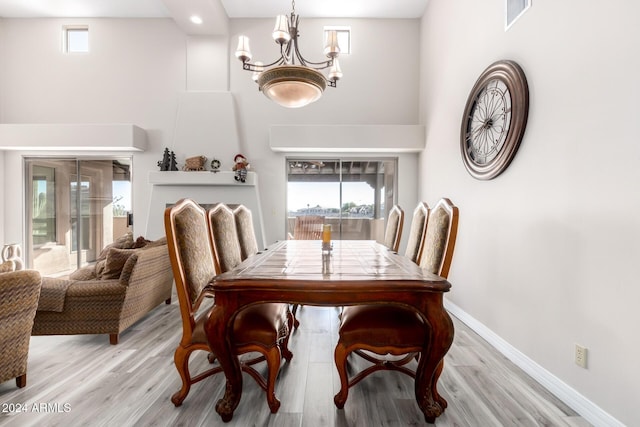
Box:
(145, 171), (265, 247)
(148, 171), (255, 186)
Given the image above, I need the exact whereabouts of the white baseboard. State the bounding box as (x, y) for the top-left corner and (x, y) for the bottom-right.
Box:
(444, 300), (624, 427)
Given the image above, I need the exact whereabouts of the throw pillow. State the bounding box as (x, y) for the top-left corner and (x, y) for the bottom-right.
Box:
(69, 265), (97, 281)
(97, 232), (135, 261)
(133, 235), (152, 249)
(142, 236), (167, 249)
(101, 248), (135, 280)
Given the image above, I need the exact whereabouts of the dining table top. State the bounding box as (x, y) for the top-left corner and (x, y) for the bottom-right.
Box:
(211, 239), (451, 295)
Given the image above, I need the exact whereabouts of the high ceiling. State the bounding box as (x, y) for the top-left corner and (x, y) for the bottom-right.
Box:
(0, 0), (428, 19)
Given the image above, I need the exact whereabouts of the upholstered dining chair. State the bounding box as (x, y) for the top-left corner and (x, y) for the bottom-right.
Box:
(383, 204), (404, 252)
(232, 204), (260, 261)
(164, 199), (292, 412)
(333, 198), (459, 409)
(207, 203), (294, 413)
(404, 202), (430, 264)
(0, 268), (42, 388)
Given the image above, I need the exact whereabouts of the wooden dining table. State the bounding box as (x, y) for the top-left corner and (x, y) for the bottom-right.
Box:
(204, 239), (454, 423)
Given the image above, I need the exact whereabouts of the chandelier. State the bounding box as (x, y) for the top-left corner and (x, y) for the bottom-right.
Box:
(234, 0), (342, 108)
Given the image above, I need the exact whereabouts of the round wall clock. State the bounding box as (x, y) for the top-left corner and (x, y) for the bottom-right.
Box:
(460, 60), (529, 180)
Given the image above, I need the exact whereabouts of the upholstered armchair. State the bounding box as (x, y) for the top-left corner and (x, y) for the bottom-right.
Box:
(0, 267), (42, 388)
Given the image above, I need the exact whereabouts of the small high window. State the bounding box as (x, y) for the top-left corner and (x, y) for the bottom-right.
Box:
(324, 26), (350, 55)
(63, 25), (89, 53)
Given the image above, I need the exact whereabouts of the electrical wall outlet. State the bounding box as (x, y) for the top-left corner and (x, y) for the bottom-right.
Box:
(575, 344), (588, 368)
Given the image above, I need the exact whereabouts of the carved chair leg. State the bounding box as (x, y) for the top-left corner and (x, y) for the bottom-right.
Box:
(280, 312), (294, 362)
(333, 343), (350, 409)
(264, 347), (282, 413)
(109, 334), (119, 345)
(15, 374), (27, 388)
(291, 304), (300, 329)
(171, 347), (193, 406)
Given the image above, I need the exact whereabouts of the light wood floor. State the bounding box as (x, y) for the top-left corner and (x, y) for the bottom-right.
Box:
(0, 300), (591, 426)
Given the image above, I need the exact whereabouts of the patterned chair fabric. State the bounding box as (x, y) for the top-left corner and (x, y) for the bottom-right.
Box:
(419, 198), (459, 278)
(334, 198), (459, 408)
(404, 202), (430, 264)
(207, 203), (244, 272)
(383, 205), (404, 252)
(233, 204), (259, 261)
(166, 199), (293, 412)
(0, 269), (42, 388)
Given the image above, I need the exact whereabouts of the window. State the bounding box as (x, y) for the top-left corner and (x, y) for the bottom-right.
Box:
(324, 26), (351, 54)
(286, 158), (397, 241)
(63, 25), (89, 53)
(25, 158), (132, 276)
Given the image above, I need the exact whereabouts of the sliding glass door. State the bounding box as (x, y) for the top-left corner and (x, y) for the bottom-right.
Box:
(286, 158), (397, 241)
(25, 157), (132, 276)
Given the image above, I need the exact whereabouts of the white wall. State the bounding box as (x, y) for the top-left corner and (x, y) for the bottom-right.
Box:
(420, 1), (639, 425)
(0, 17), (421, 248)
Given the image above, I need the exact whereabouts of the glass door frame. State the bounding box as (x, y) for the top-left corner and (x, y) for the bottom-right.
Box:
(23, 156), (132, 275)
(285, 156), (398, 241)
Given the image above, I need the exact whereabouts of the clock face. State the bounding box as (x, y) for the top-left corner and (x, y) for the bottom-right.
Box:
(465, 79), (512, 165)
(460, 60), (529, 180)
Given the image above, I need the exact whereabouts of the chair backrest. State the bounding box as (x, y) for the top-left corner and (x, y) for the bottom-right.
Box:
(233, 204), (259, 261)
(404, 202), (430, 264)
(291, 215), (325, 240)
(207, 203), (243, 273)
(164, 199), (216, 328)
(383, 205), (404, 252)
(419, 198), (459, 279)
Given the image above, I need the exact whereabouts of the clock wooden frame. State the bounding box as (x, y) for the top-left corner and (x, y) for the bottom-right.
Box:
(460, 60), (529, 180)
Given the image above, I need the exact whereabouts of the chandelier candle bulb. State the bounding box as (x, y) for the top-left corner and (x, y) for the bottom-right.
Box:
(328, 59), (342, 81)
(324, 30), (340, 58)
(235, 36), (252, 62)
(272, 15), (291, 44)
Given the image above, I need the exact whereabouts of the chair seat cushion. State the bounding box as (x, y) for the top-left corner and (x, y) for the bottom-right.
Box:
(339, 305), (426, 348)
(193, 303), (288, 348)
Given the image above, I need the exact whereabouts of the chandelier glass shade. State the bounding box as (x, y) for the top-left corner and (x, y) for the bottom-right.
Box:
(235, 0), (342, 108)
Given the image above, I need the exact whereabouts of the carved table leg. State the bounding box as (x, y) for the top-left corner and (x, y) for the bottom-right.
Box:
(205, 304), (243, 422)
(415, 299), (455, 423)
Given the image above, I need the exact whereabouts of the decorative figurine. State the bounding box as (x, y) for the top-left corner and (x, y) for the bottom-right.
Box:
(157, 148), (178, 171)
(210, 158), (221, 173)
(169, 151), (178, 171)
(183, 155), (207, 171)
(232, 154), (250, 183)
(158, 148), (171, 171)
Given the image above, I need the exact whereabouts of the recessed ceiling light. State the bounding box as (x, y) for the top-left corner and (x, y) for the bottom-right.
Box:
(190, 15), (203, 25)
